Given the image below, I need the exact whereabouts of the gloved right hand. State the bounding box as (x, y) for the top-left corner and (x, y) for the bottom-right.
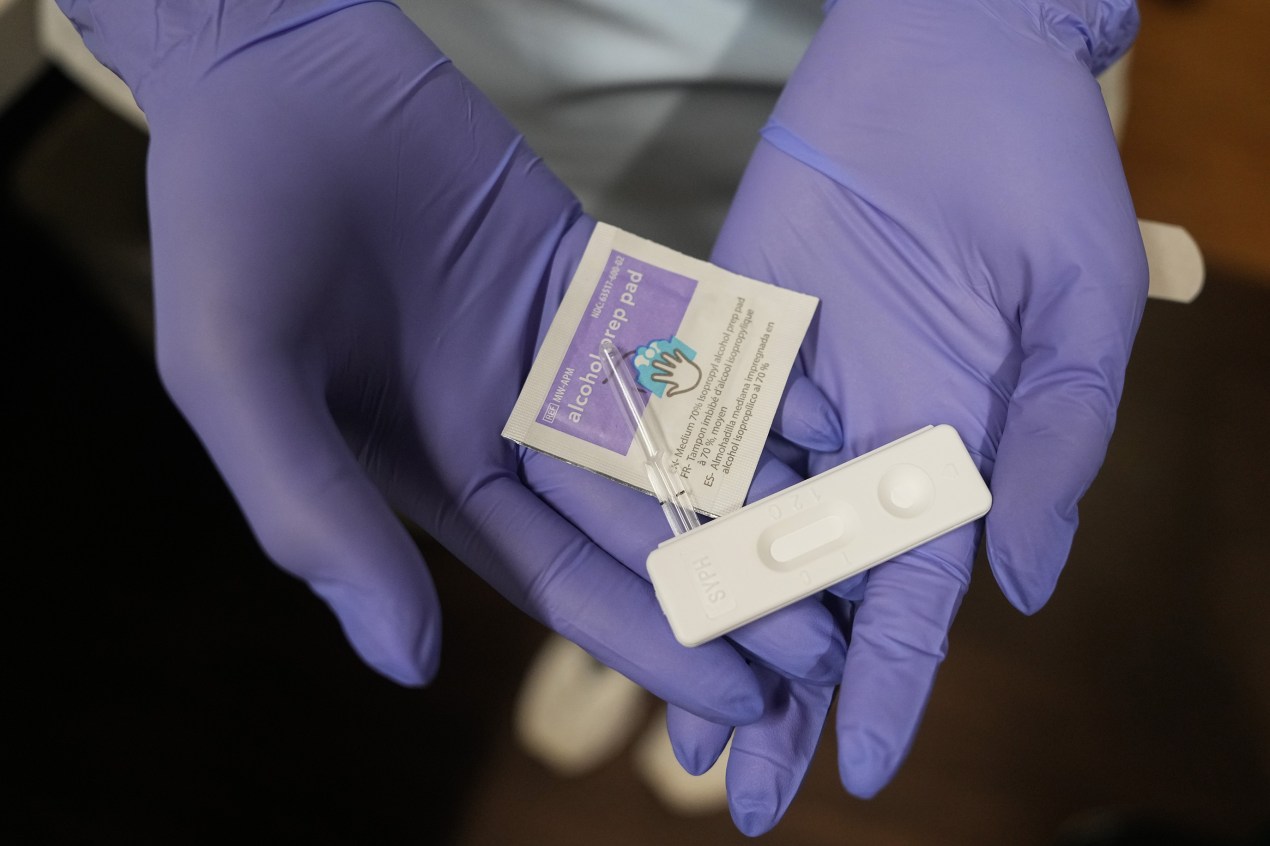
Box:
(56, 0), (846, 719)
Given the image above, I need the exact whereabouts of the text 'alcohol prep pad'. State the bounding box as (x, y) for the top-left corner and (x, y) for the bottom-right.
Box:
(503, 223), (818, 517)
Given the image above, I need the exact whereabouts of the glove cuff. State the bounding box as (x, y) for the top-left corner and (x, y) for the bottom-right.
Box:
(818, 0), (1138, 76)
(1027, 0), (1139, 75)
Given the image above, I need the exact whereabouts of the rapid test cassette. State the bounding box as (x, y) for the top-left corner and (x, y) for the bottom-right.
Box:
(646, 425), (992, 646)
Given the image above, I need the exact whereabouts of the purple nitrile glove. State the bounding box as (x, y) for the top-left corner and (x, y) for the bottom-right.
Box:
(525, 373), (850, 686)
(668, 0), (1149, 833)
(54, 0), (848, 718)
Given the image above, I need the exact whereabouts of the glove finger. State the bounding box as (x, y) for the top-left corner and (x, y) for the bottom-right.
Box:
(666, 703), (733, 776)
(834, 526), (976, 798)
(665, 668), (836, 836)
(523, 451), (844, 685)
(760, 430), (809, 478)
(726, 669), (835, 836)
(986, 241), (1147, 614)
(446, 474), (763, 725)
(159, 356), (442, 687)
(771, 361), (843, 454)
(746, 447), (803, 502)
(825, 571), (868, 600)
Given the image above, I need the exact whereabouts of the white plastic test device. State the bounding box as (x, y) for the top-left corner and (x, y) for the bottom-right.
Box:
(646, 424), (992, 647)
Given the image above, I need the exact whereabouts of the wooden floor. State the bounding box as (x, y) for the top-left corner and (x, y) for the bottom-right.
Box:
(6, 1), (1267, 843)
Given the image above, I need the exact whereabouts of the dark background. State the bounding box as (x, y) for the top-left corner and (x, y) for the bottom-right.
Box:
(5, 1), (1268, 843)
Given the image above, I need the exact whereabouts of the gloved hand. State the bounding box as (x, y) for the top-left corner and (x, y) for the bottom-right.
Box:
(668, 0), (1149, 833)
(56, 0), (847, 718)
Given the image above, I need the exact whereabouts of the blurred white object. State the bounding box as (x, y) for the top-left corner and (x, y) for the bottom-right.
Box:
(513, 635), (648, 777)
(1142, 219), (1206, 303)
(514, 634), (731, 811)
(633, 708), (730, 815)
(36, 0), (145, 129)
(1098, 50), (1132, 142)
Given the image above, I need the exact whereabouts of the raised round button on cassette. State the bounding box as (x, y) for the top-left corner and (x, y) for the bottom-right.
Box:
(877, 464), (935, 518)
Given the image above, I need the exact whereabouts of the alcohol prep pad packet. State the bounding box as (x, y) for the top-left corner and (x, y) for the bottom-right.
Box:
(503, 223), (818, 518)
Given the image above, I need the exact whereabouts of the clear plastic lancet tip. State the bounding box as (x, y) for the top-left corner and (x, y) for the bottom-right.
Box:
(599, 339), (701, 537)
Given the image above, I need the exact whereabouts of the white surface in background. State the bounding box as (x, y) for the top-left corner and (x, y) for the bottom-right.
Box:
(633, 708), (730, 815)
(514, 635), (648, 777)
(35, 0), (146, 130)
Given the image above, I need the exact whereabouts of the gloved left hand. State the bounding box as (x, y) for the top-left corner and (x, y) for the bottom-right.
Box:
(664, 0), (1150, 833)
(57, 0), (847, 716)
